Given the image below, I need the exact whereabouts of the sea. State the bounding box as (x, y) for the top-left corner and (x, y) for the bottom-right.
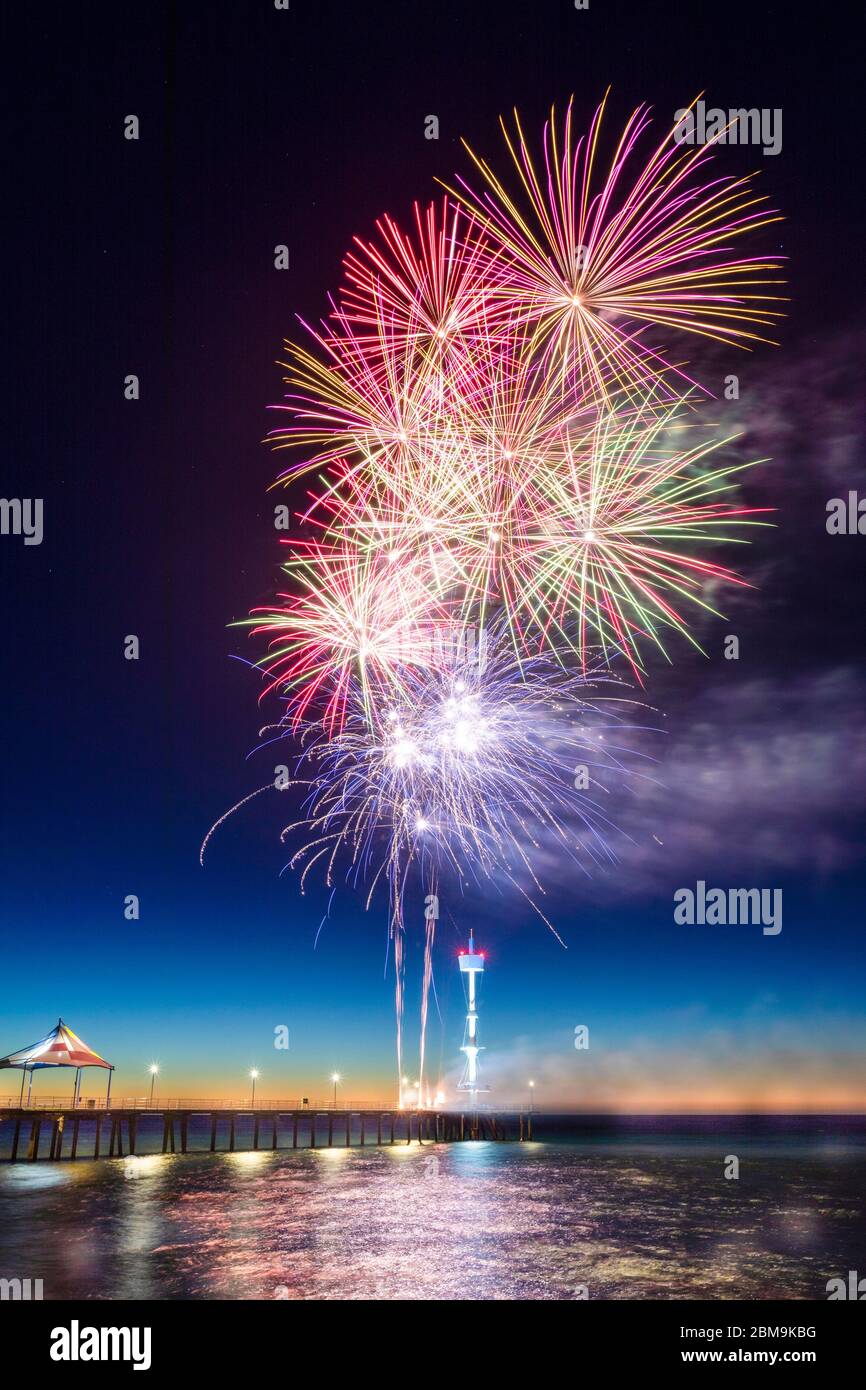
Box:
(0, 1114), (863, 1300)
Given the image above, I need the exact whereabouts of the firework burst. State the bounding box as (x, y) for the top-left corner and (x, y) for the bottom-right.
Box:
(447, 92), (785, 402)
(209, 93), (785, 1095)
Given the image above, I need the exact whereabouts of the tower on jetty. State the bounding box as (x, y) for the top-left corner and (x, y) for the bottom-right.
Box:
(457, 933), (488, 1108)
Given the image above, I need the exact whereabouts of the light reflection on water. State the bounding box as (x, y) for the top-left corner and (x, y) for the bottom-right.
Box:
(0, 1140), (863, 1300)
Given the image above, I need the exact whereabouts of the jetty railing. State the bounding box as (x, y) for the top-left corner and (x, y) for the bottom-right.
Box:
(0, 1095), (402, 1111)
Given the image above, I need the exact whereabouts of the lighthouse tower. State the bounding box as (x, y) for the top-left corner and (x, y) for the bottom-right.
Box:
(457, 932), (488, 1107)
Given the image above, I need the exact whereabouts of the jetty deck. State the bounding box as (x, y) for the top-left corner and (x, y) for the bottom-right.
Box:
(0, 1103), (534, 1162)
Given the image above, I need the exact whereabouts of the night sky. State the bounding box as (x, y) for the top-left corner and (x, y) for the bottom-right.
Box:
(2, 0), (864, 1108)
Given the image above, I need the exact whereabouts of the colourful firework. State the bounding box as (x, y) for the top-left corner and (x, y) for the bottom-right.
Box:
(259, 97), (781, 692)
(447, 92), (786, 401)
(277, 634), (654, 909)
(209, 94), (785, 1092)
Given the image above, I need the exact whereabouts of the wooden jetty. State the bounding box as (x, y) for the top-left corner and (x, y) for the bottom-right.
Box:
(0, 1105), (534, 1163)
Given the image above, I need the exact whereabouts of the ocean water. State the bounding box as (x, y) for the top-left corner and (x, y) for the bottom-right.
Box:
(0, 1118), (864, 1300)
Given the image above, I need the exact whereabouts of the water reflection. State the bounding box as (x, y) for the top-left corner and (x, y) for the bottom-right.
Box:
(0, 1141), (863, 1300)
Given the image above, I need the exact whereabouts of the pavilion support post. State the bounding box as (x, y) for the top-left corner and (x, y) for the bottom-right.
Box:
(17, 1068), (26, 1107)
(105, 1068), (113, 1109)
(26, 1069), (34, 1107)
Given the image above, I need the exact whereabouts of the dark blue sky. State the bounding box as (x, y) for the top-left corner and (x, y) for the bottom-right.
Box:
(2, 0), (864, 1105)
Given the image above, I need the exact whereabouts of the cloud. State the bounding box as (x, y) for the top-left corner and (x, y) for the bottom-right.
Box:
(531, 666), (866, 899)
(727, 328), (866, 492)
(443, 1006), (866, 1110)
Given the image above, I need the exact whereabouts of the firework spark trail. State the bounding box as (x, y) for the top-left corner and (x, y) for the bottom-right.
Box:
(418, 869), (437, 1106)
(217, 638), (659, 1094)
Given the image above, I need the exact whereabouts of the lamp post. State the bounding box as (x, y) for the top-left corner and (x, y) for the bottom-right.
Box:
(149, 1065), (159, 1106)
(528, 1080), (535, 1114)
(331, 1072), (340, 1107)
(249, 1069), (259, 1108)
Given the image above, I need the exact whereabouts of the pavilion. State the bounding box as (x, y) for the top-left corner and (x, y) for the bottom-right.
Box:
(0, 1018), (114, 1107)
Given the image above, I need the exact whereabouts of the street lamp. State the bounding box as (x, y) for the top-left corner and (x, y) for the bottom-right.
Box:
(331, 1072), (341, 1106)
(528, 1080), (535, 1113)
(249, 1069), (259, 1107)
(148, 1065), (159, 1106)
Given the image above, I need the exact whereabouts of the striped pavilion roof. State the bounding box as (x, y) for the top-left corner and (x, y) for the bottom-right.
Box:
(0, 1019), (113, 1070)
